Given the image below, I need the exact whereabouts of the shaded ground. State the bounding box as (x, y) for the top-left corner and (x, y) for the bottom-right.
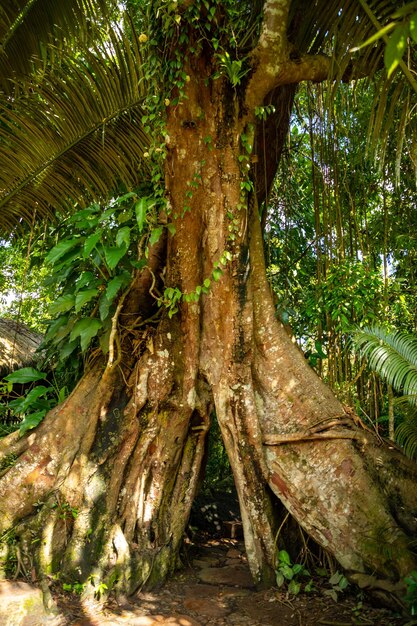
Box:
(45, 536), (410, 626)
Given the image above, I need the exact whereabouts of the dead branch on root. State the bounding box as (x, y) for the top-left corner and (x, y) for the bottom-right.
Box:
(263, 415), (369, 446)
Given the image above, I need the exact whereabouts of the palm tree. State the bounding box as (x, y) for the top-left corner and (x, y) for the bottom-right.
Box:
(0, 0), (416, 602)
(354, 326), (417, 459)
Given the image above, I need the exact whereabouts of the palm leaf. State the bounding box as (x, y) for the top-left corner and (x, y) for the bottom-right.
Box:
(0, 0), (112, 91)
(0, 24), (151, 230)
(395, 411), (417, 460)
(353, 326), (417, 400)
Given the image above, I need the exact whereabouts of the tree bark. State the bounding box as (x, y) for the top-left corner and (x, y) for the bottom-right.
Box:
(0, 33), (416, 608)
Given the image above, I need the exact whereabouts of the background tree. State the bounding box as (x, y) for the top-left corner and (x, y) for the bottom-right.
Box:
(0, 0), (416, 607)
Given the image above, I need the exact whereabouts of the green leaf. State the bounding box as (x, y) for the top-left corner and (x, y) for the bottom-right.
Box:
(51, 317), (77, 345)
(19, 410), (47, 436)
(103, 244), (128, 270)
(323, 589), (338, 602)
(68, 206), (99, 223)
(76, 271), (96, 291)
(338, 575), (349, 590)
(44, 316), (68, 342)
(57, 386), (68, 403)
(149, 226), (163, 246)
(59, 340), (79, 360)
(83, 231), (102, 258)
(410, 12), (417, 44)
(70, 318), (102, 352)
(280, 564), (294, 580)
(106, 272), (131, 302)
(99, 294), (112, 321)
(49, 293), (76, 316)
(99, 327), (111, 354)
(4, 368), (47, 383)
(12, 386), (50, 413)
(45, 238), (81, 266)
(99, 207), (116, 222)
(275, 571), (285, 587)
(350, 22), (395, 52)
(384, 24), (408, 77)
(116, 226), (131, 248)
(75, 289), (99, 313)
(278, 550), (291, 565)
(288, 580), (301, 596)
(212, 268), (222, 281)
(113, 192), (137, 204)
(130, 259), (147, 270)
(135, 198), (148, 232)
(329, 572), (342, 586)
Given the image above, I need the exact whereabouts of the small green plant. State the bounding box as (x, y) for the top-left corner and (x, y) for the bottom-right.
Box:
(275, 549), (313, 596)
(351, 599), (363, 619)
(0, 452), (17, 472)
(1, 367), (66, 436)
(52, 500), (79, 520)
(88, 575), (109, 600)
(216, 50), (249, 87)
(323, 571), (349, 602)
(404, 571), (417, 616)
(63, 581), (85, 595)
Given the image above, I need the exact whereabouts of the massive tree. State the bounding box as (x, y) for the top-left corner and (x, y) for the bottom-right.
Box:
(0, 0), (416, 605)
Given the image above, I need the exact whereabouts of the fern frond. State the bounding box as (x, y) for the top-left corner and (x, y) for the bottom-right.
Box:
(353, 327), (417, 400)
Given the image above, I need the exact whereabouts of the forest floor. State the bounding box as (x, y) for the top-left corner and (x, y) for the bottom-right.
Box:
(41, 535), (413, 626)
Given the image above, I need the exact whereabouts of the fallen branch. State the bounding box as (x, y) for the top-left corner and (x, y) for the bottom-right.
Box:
(263, 430), (365, 445)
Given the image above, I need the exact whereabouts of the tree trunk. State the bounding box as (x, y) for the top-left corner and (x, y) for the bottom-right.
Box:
(0, 54), (416, 605)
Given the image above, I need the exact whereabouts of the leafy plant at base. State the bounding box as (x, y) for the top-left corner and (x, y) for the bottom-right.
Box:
(323, 571), (349, 602)
(62, 581), (85, 595)
(404, 570), (417, 616)
(275, 549), (313, 596)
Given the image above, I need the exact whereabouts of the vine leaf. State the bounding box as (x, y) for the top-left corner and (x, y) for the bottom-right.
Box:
(70, 318), (102, 351)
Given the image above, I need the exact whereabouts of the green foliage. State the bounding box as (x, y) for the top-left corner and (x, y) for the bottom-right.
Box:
(353, 327), (417, 459)
(322, 571), (349, 603)
(355, 2), (417, 79)
(353, 327), (417, 400)
(0, 453), (17, 473)
(0, 233), (53, 332)
(202, 416), (232, 493)
(52, 501), (79, 520)
(40, 194), (161, 364)
(404, 570), (417, 616)
(62, 581), (85, 595)
(1, 368), (67, 436)
(275, 550), (312, 596)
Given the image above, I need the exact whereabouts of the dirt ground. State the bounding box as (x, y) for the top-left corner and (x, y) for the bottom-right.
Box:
(48, 536), (413, 626)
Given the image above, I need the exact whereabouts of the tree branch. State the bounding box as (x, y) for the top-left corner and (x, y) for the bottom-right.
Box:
(245, 0), (331, 111)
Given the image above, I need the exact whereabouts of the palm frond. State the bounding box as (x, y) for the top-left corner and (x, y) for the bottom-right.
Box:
(353, 326), (417, 400)
(0, 25), (152, 231)
(395, 411), (417, 460)
(0, 0), (113, 91)
(290, 0), (394, 75)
